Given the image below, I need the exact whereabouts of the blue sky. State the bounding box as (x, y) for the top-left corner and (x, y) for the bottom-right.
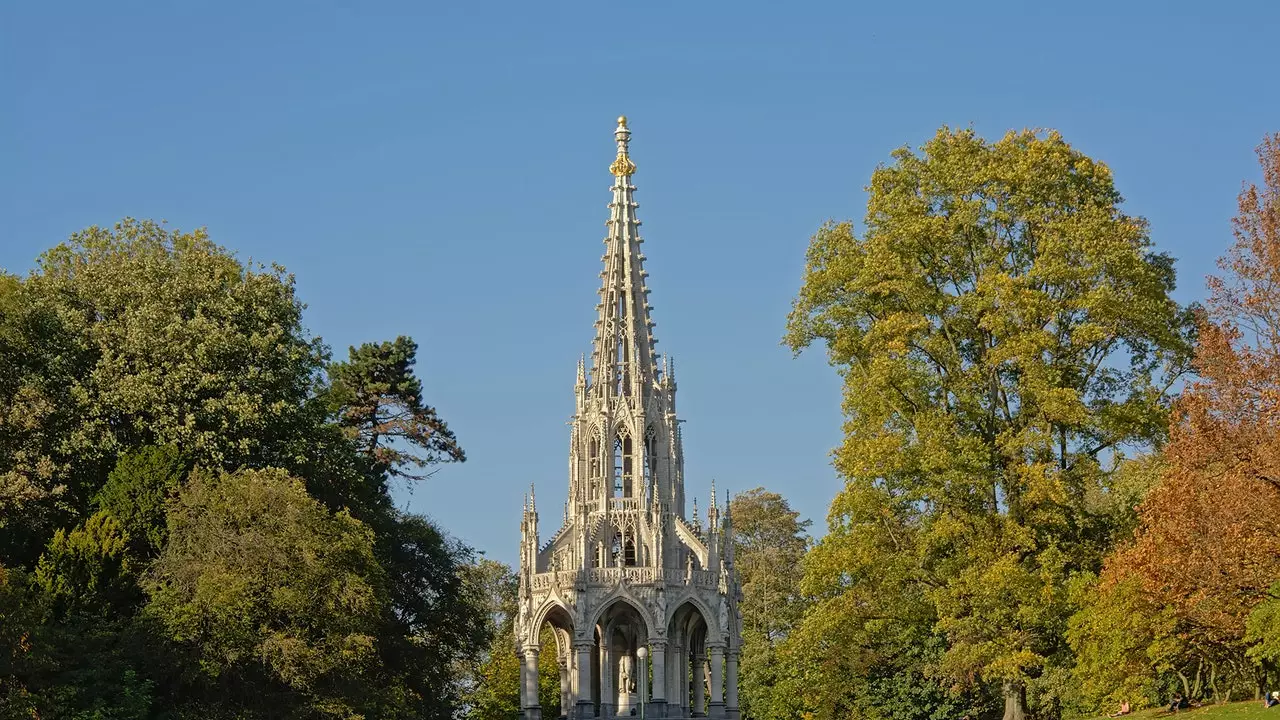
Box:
(3, 1), (1278, 565)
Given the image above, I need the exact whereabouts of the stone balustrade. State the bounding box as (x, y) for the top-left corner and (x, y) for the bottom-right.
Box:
(529, 567), (718, 592)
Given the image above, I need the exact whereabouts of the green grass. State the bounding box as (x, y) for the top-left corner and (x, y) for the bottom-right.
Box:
(1089, 700), (1274, 720)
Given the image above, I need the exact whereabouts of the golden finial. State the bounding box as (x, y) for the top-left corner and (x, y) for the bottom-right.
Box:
(610, 154), (636, 177)
(610, 115), (635, 176)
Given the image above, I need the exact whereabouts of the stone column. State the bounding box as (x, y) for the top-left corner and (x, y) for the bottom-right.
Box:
(725, 651), (740, 720)
(708, 646), (725, 719)
(560, 660), (571, 716)
(666, 642), (681, 714)
(691, 653), (705, 718)
(650, 641), (668, 718)
(567, 648), (578, 707)
(523, 648), (542, 720)
(600, 642), (615, 718)
(574, 643), (594, 720)
(519, 651), (528, 710)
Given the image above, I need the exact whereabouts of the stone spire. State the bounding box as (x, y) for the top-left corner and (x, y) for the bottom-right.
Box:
(589, 115), (658, 400)
(708, 479), (720, 528)
(515, 117), (743, 720)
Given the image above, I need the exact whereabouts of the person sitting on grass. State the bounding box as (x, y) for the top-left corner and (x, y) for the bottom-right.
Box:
(1108, 699), (1131, 717)
(1167, 693), (1186, 712)
(1266, 690), (1280, 708)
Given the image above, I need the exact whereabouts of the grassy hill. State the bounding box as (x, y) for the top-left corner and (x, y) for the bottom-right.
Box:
(1090, 701), (1274, 720)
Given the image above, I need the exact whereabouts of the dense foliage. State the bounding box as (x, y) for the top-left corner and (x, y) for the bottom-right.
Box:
(785, 127), (1196, 720)
(459, 560), (561, 720)
(0, 220), (483, 719)
(727, 488), (811, 720)
(1074, 134), (1280, 709)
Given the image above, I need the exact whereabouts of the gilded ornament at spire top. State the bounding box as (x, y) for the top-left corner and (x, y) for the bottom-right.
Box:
(610, 114), (636, 176)
(610, 154), (636, 177)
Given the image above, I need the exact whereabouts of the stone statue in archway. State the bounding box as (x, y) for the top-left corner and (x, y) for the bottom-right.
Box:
(619, 654), (633, 693)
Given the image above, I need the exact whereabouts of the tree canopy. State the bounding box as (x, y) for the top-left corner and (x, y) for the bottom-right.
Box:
(0, 219), (484, 720)
(786, 127), (1195, 720)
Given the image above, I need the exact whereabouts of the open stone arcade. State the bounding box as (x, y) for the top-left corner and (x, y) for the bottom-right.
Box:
(514, 117), (743, 720)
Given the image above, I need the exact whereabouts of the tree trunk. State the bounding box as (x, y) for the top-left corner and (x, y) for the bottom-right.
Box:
(1002, 680), (1028, 720)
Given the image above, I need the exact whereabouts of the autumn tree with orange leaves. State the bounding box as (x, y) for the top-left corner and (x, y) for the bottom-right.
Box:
(1088, 135), (1280, 703)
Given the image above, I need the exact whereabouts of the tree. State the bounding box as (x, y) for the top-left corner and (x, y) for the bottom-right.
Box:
(460, 561), (559, 720)
(93, 445), (187, 560)
(786, 127), (1193, 720)
(328, 336), (464, 482)
(1104, 134), (1280, 701)
(0, 271), (89, 569)
(34, 511), (138, 618)
(463, 559), (520, 643)
(375, 513), (489, 719)
(729, 488), (811, 641)
(727, 488), (811, 720)
(0, 219), (489, 719)
(0, 565), (43, 718)
(1, 219), (325, 568)
(1067, 572), (1180, 711)
(145, 467), (391, 719)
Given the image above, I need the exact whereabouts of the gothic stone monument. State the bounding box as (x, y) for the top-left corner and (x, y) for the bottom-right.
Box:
(515, 117), (743, 720)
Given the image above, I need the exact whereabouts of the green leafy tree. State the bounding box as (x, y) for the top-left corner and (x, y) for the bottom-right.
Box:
(328, 336), (464, 482)
(2, 219), (325, 567)
(375, 513), (489, 719)
(727, 488), (811, 720)
(464, 627), (561, 720)
(0, 565), (44, 717)
(145, 467), (389, 719)
(1067, 572), (1180, 712)
(1246, 581), (1280, 669)
(463, 559), (520, 642)
(34, 511), (139, 618)
(0, 271), (89, 568)
(460, 561), (560, 720)
(1, 220), (489, 719)
(786, 127), (1193, 720)
(23, 617), (159, 720)
(93, 445), (187, 560)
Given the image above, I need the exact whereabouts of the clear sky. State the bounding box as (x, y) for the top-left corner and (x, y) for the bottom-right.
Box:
(3, 1), (1278, 566)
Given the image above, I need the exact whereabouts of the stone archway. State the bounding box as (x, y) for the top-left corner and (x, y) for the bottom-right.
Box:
(524, 602), (576, 720)
(667, 600), (713, 718)
(591, 597), (651, 718)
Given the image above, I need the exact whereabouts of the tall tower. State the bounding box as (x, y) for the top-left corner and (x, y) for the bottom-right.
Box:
(515, 118), (742, 720)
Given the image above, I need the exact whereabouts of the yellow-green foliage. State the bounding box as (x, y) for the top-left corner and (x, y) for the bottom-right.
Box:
(785, 127), (1193, 719)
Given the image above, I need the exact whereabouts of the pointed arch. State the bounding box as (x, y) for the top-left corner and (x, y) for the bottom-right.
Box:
(612, 425), (634, 498)
(665, 595), (715, 635)
(588, 424), (603, 499)
(589, 592), (653, 639)
(530, 597), (576, 644)
(644, 424), (658, 487)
